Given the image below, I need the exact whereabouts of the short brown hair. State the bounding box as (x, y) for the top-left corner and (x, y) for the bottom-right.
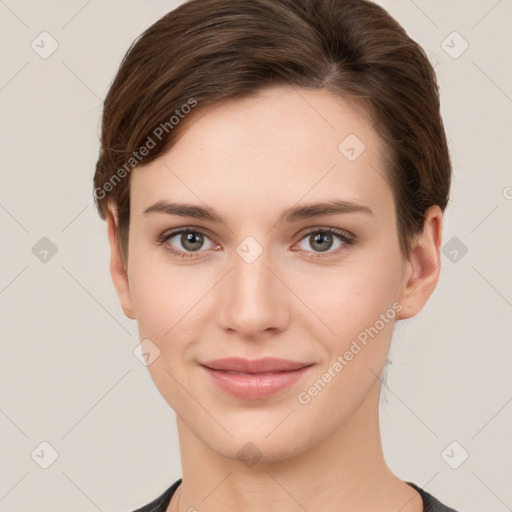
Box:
(93, 0), (451, 264)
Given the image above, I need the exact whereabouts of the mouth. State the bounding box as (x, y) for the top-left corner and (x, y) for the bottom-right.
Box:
(200, 357), (315, 400)
(201, 357), (313, 373)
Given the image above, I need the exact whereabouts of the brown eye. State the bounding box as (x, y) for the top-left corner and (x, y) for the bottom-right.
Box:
(180, 232), (205, 251)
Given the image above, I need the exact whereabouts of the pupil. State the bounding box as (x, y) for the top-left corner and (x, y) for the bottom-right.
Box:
(312, 232), (332, 252)
(183, 232), (203, 251)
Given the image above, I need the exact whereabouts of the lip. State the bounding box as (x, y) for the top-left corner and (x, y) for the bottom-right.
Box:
(201, 357), (312, 373)
(200, 357), (315, 400)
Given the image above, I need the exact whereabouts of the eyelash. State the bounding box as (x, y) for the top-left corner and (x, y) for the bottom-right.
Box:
(157, 226), (355, 260)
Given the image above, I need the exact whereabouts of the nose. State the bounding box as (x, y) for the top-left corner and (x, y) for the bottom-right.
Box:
(216, 242), (290, 340)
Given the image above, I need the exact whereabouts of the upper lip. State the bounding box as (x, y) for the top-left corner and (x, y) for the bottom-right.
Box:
(201, 357), (313, 373)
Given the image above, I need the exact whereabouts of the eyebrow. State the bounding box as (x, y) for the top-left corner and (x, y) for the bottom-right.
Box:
(143, 199), (373, 225)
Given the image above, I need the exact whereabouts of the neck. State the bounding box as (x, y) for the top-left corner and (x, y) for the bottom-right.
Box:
(168, 380), (422, 512)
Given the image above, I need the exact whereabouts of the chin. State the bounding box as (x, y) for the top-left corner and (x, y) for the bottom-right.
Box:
(214, 438), (304, 467)
(202, 420), (318, 467)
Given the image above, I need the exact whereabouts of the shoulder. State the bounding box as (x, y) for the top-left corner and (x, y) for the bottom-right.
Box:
(406, 481), (460, 512)
(131, 478), (182, 512)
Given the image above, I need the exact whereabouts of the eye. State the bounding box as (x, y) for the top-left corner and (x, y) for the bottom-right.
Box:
(295, 227), (354, 256)
(158, 226), (355, 260)
(158, 228), (218, 259)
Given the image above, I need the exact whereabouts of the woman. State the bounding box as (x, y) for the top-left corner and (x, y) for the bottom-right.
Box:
(93, 0), (459, 510)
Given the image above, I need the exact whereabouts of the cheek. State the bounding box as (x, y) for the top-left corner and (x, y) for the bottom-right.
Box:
(298, 256), (401, 338)
(128, 248), (215, 350)
(294, 266), (400, 426)
(128, 221), (404, 343)
(293, 248), (404, 396)
(127, 255), (208, 404)
(130, 267), (173, 338)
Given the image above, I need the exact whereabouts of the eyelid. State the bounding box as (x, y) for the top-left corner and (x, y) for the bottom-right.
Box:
(157, 226), (218, 253)
(298, 225), (354, 241)
(155, 229), (206, 261)
(292, 226), (355, 257)
(158, 226), (215, 243)
(158, 225), (355, 258)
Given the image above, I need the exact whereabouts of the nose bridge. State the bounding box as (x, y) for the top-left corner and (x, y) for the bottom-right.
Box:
(217, 236), (288, 336)
(234, 244), (271, 296)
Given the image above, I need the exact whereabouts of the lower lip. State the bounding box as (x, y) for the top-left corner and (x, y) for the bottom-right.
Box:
(201, 365), (314, 400)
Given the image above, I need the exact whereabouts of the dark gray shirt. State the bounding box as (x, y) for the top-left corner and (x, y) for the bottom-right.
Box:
(132, 479), (460, 511)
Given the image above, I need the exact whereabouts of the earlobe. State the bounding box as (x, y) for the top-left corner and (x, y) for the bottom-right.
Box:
(106, 205), (136, 320)
(396, 205), (443, 320)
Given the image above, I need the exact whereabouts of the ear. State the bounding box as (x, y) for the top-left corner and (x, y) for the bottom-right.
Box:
(396, 205), (443, 320)
(106, 204), (136, 320)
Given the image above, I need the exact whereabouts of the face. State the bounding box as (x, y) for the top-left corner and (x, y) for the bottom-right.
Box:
(108, 86), (441, 464)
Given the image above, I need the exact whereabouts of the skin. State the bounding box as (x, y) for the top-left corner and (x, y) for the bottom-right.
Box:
(106, 86), (442, 512)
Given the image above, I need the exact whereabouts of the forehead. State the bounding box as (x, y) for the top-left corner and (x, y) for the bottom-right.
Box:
(130, 86), (394, 221)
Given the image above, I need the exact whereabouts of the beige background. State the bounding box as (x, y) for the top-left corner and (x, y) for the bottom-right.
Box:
(0, 1), (511, 511)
